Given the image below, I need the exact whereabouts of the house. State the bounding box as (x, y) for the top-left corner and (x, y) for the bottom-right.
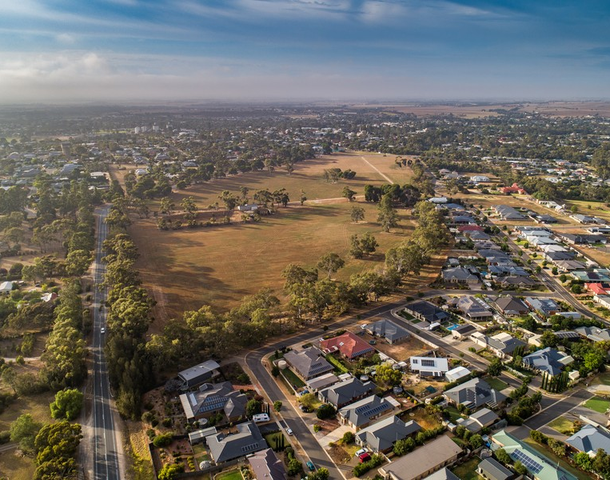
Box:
(565, 424), (610, 456)
(585, 283), (610, 295)
(543, 251), (575, 262)
(338, 395), (394, 430)
(410, 356), (449, 377)
(428, 197), (448, 204)
(574, 326), (610, 342)
(0, 281), (13, 294)
(441, 267), (480, 285)
(451, 324), (477, 340)
(456, 296), (493, 319)
(494, 297), (529, 316)
(365, 319), (410, 344)
(494, 205), (524, 220)
(488, 265), (530, 277)
(491, 430), (578, 480)
(456, 408), (500, 433)
(284, 347), (334, 380)
(306, 373), (340, 393)
(497, 276), (537, 288)
(188, 426), (218, 445)
(177, 360), (221, 388)
(445, 366), (470, 383)
(524, 297), (559, 317)
(571, 269), (610, 284)
(424, 468), (460, 480)
(470, 332), (526, 360)
(501, 183), (527, 195)
(522, 347), (574, 376)
(320, 331), (374, 360)
(553, 260), (586, 272)
(378, 435), (462, 480)
(458, 224), (484, 233)
(444, 377), (506, 409)
(318, 377), (374, 408)
(207, 422), (267, 463)
(595, 295), (610, 309)
(477, 458), (514, 480)
(356, 416), (421, 453)
(470, 175), (490, 183)
(179, 381), (247, 422)
(248, 448), (287, 480)
(405, 302), (450, 324)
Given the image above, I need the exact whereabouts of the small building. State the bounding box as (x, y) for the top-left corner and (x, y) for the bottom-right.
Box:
(248, 448), (287, 480)
(356, 416), (421, 453)
(423, 468), (460, 480)
(188, 427), (218, 445)
(442, 267), (480, 285)
(477, 457), (514, 480)
(318, 377), (374, 409)
(365, 319), (410, 344)
(338, 395), (394, 430)
(306, 372), (340, 392)
(284, 347), (334, 380)
(207, 422), (267, 463)
(470, 332), (526, 360)
(378, 435), (462, 480)
(445, 366), (470, 383)
(451, 324), (477, 340)
(0, 281), (13, 294)
(177, 360), (220, 389)
(410, 356), (449, 377)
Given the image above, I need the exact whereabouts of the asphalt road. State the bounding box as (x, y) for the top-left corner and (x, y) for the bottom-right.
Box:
(91, 205), (121, 480)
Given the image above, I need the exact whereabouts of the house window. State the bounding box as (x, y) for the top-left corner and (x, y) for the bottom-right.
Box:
(412, 359), (418, 364)
(421, 359), (436, 367)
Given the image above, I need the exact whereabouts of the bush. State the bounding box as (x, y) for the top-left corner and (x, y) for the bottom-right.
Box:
(162, 417), (172, 428)
(353, 454), (383, 477)
(142, 411), (154, 424)
(0, 430), (10, 444)
(316, 404), (336, 420)
(153, 432), (174, 448)
(287, 458), (303, 476)
(342, 431), (355, 444)
(313, 424), (321, 433)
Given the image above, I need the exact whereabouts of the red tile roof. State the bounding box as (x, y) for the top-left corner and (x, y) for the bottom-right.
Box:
(587, 283), (609, 295)
(320, 331), (373, 359)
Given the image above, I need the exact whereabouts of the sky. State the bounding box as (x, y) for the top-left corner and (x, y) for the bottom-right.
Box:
(0, 0), (609, 103)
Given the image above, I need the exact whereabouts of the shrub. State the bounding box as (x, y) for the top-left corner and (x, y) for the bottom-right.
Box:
(353, 454), (383, 477)
(313, 424), (321, 433)
(342, 431), (355, 444)
(316, 404), (336, 420)
(153, 432), (174, 448)
(162, 417), (172, 428)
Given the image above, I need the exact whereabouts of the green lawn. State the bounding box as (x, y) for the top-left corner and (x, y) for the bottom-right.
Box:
(584, 397), (610, 414)
(326, 354), (350, 374)
(451, 457), (482, 480)
(282, 368), (306, 389)
(264, 432), (287, 451)
(548, 416), (575, 435)
(215, 469), (243, 480)
(486, 376), (509, 392)
(445, 405), (463, 423)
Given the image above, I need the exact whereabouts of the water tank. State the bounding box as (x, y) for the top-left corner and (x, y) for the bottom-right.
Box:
(278, 360), (288, 370)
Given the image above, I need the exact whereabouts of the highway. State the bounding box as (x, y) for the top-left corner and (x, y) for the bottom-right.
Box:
(90, 205), (122, 480)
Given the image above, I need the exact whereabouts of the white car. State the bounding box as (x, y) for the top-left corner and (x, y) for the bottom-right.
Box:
(286, 427), (293, 436)
(100, 327), (106, 334)
(355, 448), (368, 457)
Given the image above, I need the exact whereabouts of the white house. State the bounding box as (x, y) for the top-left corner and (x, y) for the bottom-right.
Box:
(409, 357), (449, 377)
(0, 281), (13, 295)
(445, 366), (470, 383)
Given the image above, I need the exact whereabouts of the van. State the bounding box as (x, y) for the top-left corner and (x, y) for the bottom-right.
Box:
(252, 413), (270, 423)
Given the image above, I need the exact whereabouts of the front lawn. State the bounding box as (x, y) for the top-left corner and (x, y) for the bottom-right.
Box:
(264, 432), (287, 451)
(486, 376), (509, 392)
(451, 457), (482, 480)
(282, 368), (306, 389)
(548, 417), (575, 435)
(216, 469), (243, 480)
(584, 397), (610, 414)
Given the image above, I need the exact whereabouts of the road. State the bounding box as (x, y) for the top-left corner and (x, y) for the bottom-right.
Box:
(89, 205), (122, 480)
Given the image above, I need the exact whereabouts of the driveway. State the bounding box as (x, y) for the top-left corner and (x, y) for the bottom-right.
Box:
(319, 425), (352, 449)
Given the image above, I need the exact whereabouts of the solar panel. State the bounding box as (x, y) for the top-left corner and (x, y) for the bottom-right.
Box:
(511, 449), (543, 474)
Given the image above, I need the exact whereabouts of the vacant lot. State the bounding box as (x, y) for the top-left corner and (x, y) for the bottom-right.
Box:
(355, 327), (431, 361)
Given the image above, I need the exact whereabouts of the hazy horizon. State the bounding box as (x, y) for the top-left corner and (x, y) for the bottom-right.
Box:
(1, 0), (609, 104)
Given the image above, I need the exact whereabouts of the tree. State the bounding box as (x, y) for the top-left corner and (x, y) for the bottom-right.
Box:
(342, 186), (356, 201)
(350, 205), (365, 223)
(540, 330), (559, 348)
(470, 434), (484, 449)
(50, 388), (84, 421)
(287, 458), (303, 476)
(10, 414), (42, 453)
(487, 357), (503, 377)
(342, 431), (355, 444)
(273, 401), (283, 412)
(64, 249), (92, 276)
(159, 197), (175, 215)
(513, 461), (528, 476)
(495, 448), (512, 466)
(300, 190), (307, 206)
(350, 233), (378, 259)
(246, 399), (262, 417)
(180, 196), (197, 219)
(393, 437), (416, 456)
(158, 463), (185, 480)
(34, 421), (82, 479)
(218, 190), (238, 210)
(316, 403), (336, 419)
(307, 467), (330, 480)
(377, 194), (398, 232)
(375, 363), (402, 386)
(317, 253), (345, 279)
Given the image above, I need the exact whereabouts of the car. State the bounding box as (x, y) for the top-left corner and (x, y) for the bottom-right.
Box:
(100, 327), (106, 334)
(369, 340), (377, 345)
(299, 405), (312, 413)
(359, 453), (371, 463)
(286, 427), (293, 436)
(355, 448), (368, 457)
(306, 461), (315, 471)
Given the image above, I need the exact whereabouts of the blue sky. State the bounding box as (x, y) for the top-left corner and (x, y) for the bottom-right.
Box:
(0, 0), (609, 103)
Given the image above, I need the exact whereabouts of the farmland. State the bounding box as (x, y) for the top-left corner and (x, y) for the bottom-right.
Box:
(126, 152), (419, 328)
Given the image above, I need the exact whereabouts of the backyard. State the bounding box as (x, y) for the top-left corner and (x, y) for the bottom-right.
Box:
(401, 407), (443, 430)
(485, 376), (509, 392)
(215, 469), (243, 480)
(451, 457), (482, 480)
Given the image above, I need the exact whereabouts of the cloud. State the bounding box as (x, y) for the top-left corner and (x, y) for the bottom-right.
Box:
(56, 33), (76, 44)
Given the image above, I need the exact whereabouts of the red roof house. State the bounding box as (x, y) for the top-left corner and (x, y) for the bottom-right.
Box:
(501, 183), (527, 195)
(320, 331), (374, 360)
(458, 225), (484, 233)
(586, 283), (610, 295)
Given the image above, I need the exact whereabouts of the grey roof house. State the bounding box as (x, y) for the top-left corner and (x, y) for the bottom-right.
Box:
(456, 296), (493, 319)
(339, 395), (394, 430)
(471, 332), (526, 360)
(522, 347), (574, 376)
(284, 347), (333, 380)
(179, 381), (247, 421)
(442, 267), (480, 285)
(456, 408), (500, 433)
(566, 425), (610, 456)
(405, 301), (450, 324)
(318, 377), (374, 408)
(178, 360), (221, 388)
(207, 422), (267, 463)
(451, 323), (477, 339)
(477, 458), (514, 480)
(444, 377), (506, 409)
(365, 319), (410, 344)
(494, 297), (529, 316)
(524, 297), (559, 317)
(248, 448), (287, 480)
(575, 326), (610, 342)
(356, 416), (421, 453)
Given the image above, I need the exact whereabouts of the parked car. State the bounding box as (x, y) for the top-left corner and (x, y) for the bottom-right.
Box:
(286, 427), (293, 436)
(306, 461), (315, 471)
(355, 448), (368, 457)
(359, 453), (371, 463)
(369, 340), (376, 345)
(100, 327), (106, 334)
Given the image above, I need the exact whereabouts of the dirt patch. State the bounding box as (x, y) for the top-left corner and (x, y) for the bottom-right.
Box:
(315, 417), (340, 435)
(355, 327), (431, 362)
(327, 443), (351, 464)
